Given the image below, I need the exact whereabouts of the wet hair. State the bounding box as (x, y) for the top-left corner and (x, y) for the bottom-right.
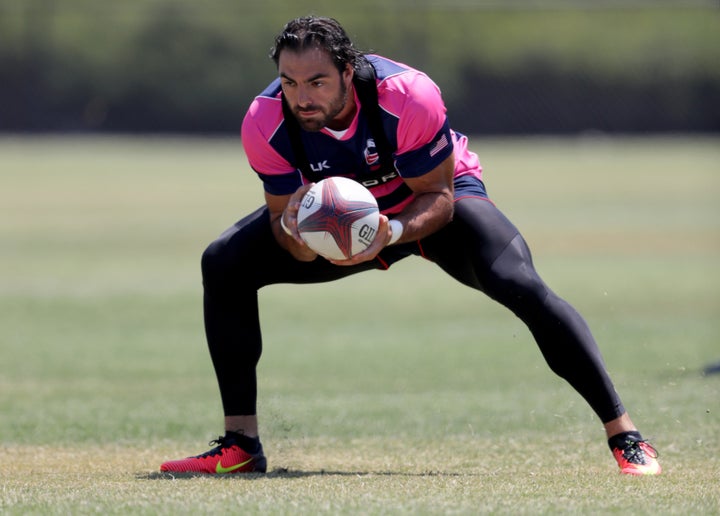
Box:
(270, 16), (365, 73)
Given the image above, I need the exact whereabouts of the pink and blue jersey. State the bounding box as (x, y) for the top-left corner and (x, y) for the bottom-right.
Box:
(241, 55), (483, 215)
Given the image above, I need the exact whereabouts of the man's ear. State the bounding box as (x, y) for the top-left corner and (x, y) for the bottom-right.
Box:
(343, 63), (354, 85)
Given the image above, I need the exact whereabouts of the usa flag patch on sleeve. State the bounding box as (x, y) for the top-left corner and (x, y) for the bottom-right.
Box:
(429, 134), (449, 157)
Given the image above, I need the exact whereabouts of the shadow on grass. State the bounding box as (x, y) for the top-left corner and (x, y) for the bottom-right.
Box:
(138, 468), (465, 480)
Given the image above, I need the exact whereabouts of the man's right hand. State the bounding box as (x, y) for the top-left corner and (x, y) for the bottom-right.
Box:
(266, 183), (319, 261)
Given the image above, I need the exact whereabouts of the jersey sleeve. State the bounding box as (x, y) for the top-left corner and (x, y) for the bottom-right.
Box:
(241, 97), (302, 195)
(379, 71), (454, 178)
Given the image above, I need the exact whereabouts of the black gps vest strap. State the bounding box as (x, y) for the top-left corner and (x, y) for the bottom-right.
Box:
(281, 57), (395, 184)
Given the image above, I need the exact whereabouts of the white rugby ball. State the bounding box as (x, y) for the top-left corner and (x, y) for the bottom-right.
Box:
(297, 177), (380, 260)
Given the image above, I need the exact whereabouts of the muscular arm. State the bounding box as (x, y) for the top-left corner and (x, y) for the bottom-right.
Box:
(332, 153), (455, 266)
(390, 153), (455, 244)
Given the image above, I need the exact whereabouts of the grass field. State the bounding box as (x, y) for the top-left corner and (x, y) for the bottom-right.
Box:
(1, 135), (718, 514)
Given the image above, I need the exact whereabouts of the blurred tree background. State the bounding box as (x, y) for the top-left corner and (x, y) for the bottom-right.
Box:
(0, 0), (718, 134)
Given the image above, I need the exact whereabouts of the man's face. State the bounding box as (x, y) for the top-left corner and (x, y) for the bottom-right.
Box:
(278, 47), (354, 132)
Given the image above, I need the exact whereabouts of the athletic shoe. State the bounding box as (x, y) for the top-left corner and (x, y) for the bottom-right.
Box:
(160, 434), (267, 474)
(611, 435), (661, 476)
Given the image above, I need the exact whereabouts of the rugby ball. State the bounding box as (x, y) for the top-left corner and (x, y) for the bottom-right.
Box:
(297, 177), (380, 260)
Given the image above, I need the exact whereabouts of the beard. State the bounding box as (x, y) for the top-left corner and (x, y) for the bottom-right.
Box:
(294, 81), (349, 132)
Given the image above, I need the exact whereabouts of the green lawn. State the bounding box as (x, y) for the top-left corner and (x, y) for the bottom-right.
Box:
(1, 136), (718, 514)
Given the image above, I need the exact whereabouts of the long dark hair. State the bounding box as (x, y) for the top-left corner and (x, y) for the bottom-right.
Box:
(270, 16), (366, 74)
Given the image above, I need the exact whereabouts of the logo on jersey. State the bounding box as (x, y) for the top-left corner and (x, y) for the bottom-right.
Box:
(429, 134), (449, 157)
(359, 170), (399, 188)
(310, 160), (330, 172)
(364, 138), (379, 166)
(359, 137), (399, 187)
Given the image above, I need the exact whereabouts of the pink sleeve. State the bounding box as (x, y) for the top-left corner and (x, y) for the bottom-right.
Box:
(241, 97), (295, 175)
(379, 71), (447, 155)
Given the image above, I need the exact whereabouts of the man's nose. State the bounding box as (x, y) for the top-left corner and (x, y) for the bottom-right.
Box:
(297, 86), (312, 107)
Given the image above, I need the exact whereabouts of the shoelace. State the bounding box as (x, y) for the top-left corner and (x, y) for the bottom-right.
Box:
(198, 436), (234, 458)
(622, 439), (659, 464)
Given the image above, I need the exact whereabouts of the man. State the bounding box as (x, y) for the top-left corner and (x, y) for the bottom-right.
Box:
(160, 16), (660, 476)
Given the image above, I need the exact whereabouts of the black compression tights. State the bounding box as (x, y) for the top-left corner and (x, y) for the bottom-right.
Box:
(201, 197), (625, 423)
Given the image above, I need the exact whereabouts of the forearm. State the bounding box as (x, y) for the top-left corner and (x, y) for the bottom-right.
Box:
(267, 186), (319, 262)
(387, 154), (456, 246)
(389, 189), (454, 245)
(271, 212), (318, 262)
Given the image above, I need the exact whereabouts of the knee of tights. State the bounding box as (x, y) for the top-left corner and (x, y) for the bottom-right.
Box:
(486, 238), (548, 309)
(201, 240), (239, 284)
